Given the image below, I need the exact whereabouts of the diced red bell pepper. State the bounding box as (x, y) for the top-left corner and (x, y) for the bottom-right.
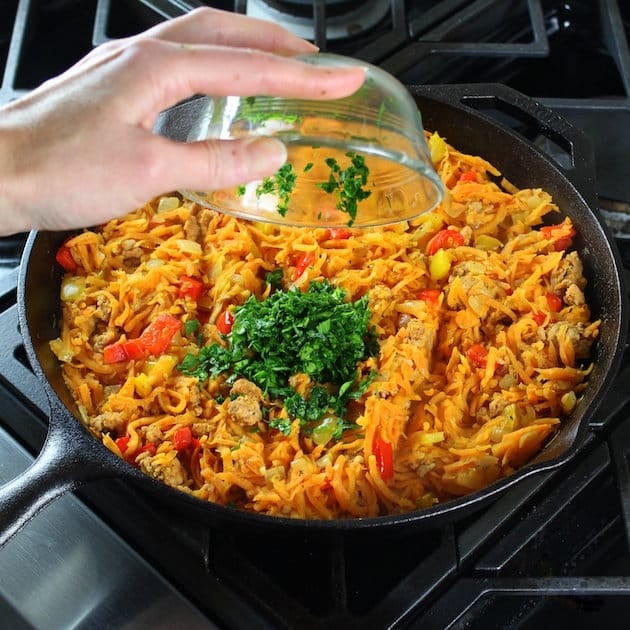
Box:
(138, 442), (157, 456)
(373, 435), (394, 481)
(103, 338), (145, 363)
(179, 275), (204, 301)
(293, 251), (315, 280)
(540, 224), (576, 251)
(123, 339), (146, 360)
(120, 441), (157, 465)
(103, 313), (180, 364)
(216, 309), (235, 335)
(55, 244), (78, 272)
(532, 311), (546, 326)
(173, 426), (193, 451)
(466, 343), (489, 369)
(426, 229), (465, 256)
(103, 343), (128, 364)
(115, 436), (131, 453)
(324, 227), (352, 240)
(137, 312), (181, 356)
(546, 292), (563, 312)
(458, 170), (477, 183)
(417, 289), (442, 304)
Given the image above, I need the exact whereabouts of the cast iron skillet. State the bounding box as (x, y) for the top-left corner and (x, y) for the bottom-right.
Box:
(0, 84), (627, 547)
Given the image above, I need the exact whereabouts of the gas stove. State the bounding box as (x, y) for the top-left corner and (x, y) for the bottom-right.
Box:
(1, 1), (630, 628)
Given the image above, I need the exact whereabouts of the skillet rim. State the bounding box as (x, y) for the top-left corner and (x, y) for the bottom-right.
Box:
(16, 82), (629, 532)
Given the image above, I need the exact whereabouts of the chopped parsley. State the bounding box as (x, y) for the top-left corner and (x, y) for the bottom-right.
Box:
(265, 268), (284, 290)
(235, 150), (371, 225)
(178, 280), (379, 438)
(247, 162), (297, 217)
(316, 151), (372, 226)
(178, 343), (232, 382)
(285, 385), (331, 425)
(268, 416), (293, 436)
(238, 96), (301, 125)
(183, 318), (200, 337)
(283, 373), (375, 439)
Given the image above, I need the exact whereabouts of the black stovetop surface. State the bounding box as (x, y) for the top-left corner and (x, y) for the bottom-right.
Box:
(2, 1), (630, 628)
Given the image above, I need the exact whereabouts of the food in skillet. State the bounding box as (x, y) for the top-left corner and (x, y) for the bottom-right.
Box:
(50, 132), (599, 518)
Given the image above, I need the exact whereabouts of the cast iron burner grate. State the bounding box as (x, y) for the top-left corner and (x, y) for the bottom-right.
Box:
(2, 1), (629, 101)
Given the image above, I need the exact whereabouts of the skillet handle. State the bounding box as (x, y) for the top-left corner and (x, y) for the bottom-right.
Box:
(417, 83), (598, 207)
(0, 398), (118, 549)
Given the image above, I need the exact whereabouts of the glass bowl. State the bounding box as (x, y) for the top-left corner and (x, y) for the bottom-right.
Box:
(182, 53), (444, 228)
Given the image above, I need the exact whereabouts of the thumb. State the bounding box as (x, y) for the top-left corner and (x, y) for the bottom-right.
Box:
(155, 135), (288, 193)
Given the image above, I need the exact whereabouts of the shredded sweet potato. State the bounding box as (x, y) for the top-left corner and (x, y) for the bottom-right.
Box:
(51, 132), (599, 518)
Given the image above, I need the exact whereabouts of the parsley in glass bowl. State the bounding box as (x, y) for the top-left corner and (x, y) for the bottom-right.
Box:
(181, 53), (444, 228)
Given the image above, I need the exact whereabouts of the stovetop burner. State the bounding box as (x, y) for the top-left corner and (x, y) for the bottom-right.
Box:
(246, 0), (391, 41)
(1, 1), (630, 628)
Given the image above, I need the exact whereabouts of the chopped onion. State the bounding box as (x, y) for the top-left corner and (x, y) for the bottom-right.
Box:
(526, 194), (543, 210)
(502, 403), (520, 430)
(60, 277), (86, 302)
(442, 190), (464, 218)
(157, 196), (180, 213)
(145, 258), (164, 269)
(49, 337), (76, 362)
(102, 432), (121, 456)
(468, 295), (487, 316)
(290, 457), (310, 475)
(561, 391), (577, 413)
(176, 239), (202, 255)
(264, 465), (286, 481)
(316, 453), (333, 468)
(475, 234), (503, 251)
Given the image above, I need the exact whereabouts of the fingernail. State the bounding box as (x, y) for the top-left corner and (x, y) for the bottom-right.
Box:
(243, 137), (288, 174)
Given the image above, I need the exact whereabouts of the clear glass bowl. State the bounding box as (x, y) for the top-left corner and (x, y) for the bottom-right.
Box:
(182, 53), (444, 228)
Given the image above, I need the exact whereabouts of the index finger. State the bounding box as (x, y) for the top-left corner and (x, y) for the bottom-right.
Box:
(111, 42), (366, 124)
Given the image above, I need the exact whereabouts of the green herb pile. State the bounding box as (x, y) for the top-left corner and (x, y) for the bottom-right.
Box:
(178, 280), (379, 439)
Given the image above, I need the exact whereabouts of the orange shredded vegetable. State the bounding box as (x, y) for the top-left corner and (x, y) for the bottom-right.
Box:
(50, 132), (599, 519)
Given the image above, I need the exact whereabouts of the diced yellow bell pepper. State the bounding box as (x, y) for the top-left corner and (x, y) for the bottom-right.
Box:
(417, 431), (445, 445)
(134, 354), (178, 396)
(144, 354), (178, 379)
(134, 373), (153, 398)
(429, 248), (451, 281)
(428, 132), (448, 165)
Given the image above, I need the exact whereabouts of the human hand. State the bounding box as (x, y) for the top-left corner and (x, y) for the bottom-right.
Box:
(0, 8), (365, 235)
